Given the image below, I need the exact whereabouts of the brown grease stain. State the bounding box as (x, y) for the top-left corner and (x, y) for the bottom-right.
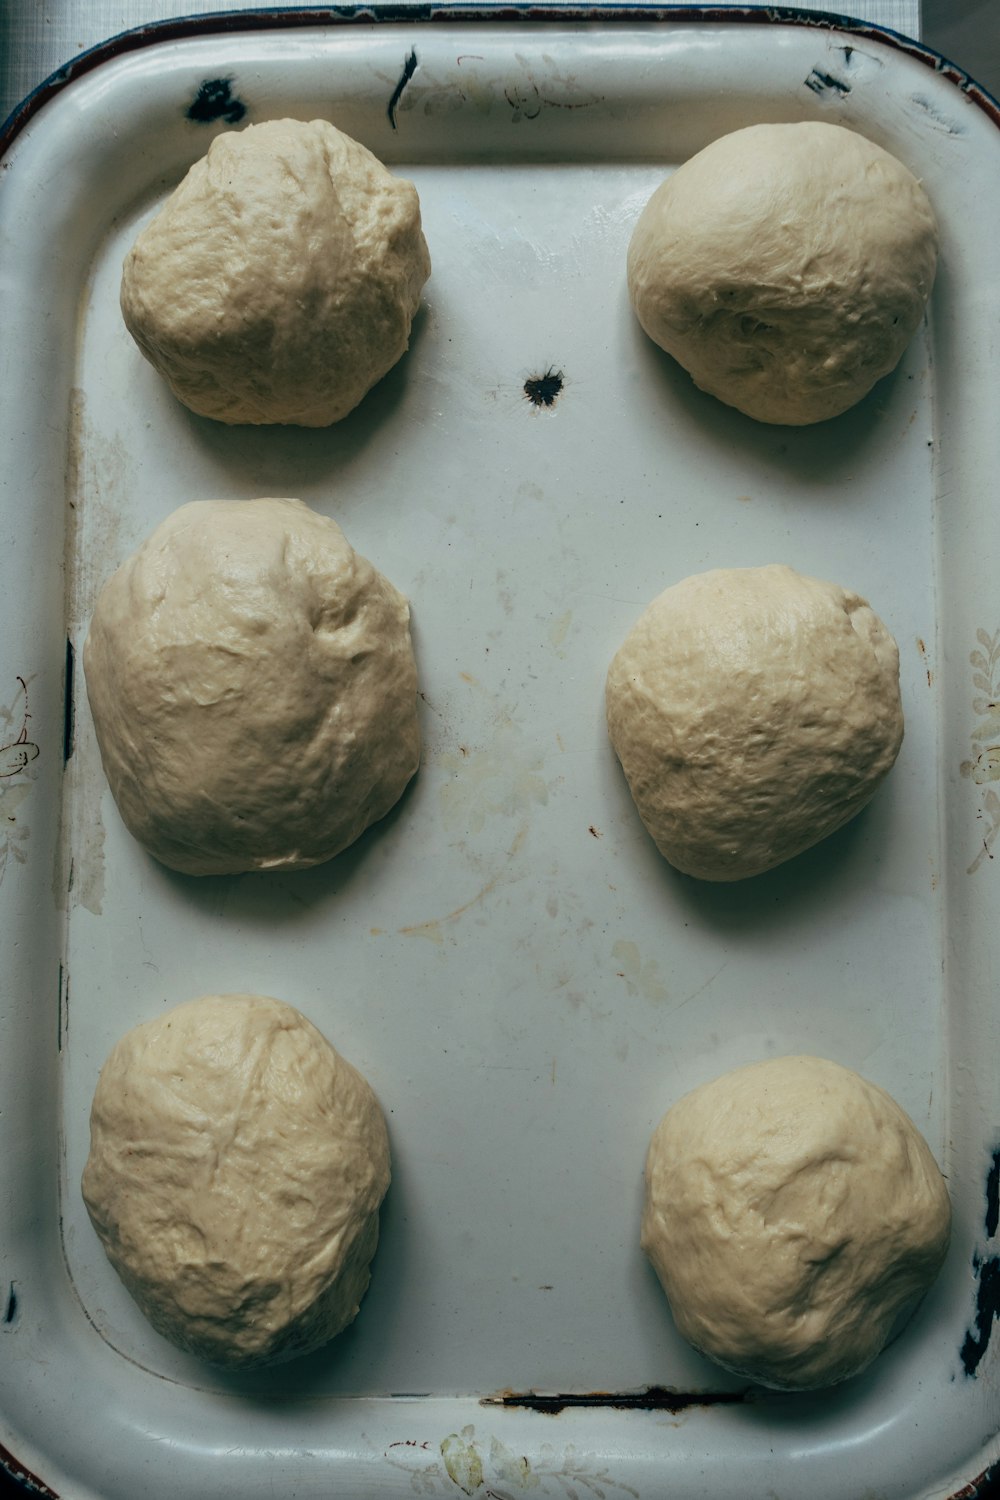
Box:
(399, 827), (528, 939)
(916, 636), (933, 686)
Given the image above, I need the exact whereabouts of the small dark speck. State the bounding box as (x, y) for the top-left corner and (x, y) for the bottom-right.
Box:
(186, 78), (247, 125)
(524, 368), (563, 408)
(3, 1284), (16, 1325)
(588, 825), (602, 839)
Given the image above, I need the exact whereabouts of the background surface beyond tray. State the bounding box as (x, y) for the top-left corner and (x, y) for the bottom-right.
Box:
(2, 14), (999, 1500)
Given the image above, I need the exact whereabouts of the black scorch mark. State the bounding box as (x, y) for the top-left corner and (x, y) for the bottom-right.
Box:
(524, 368), (564, 408)
(962, 1258), (1000, 1376)
(486, 1385), (750, 1414)
(186, 77), (247, 125)
(63, 638), (75, 765)
(962, 1146), (1000, 1376)
(987, 1148), (1000, 1237)
(3, 1284), (16, 1325)
(387, 49), (418, 130)
(805, 68), (851, 97)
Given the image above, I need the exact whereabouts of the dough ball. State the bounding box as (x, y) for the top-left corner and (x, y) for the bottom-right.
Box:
(627, 122), (938, 424)
(641, 1055), (952, 1390)
(605, 564), (902, 881)
(84, 497), (420, 875)
(120, 118), (431, 426)
(82, 994), (391, 1369)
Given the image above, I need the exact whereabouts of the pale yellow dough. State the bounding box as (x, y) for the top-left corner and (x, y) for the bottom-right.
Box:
(82, 994), (391, 1369)
(605, 565), (903, 881)
(84, 497), (420, 876)
(627, 122), (938, 424)
(641, 1055), (952, 1390)
(120, 118), (431, 426)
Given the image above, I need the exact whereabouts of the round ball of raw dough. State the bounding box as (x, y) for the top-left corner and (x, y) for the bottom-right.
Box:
(627, 122), (938, 424)
(84, 497), (420, 876)
(120, 118), (431, 426)
(605, 564), (902, 880)
(641, 1055), (952, 1390)
(82, 994), (391, 1369)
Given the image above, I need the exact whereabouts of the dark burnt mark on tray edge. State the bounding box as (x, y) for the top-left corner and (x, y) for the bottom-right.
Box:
(961, 1258), (1000, 1376)
(961, 1146), (1000, 1376)
(804, 67), (851, 97)
(483, 1385), (751, 1414)
(986, 1147), (1000, 1238)
(186, 77), (247, 125)
(388, 48), (418, 130)
(63, 638), (75, 765)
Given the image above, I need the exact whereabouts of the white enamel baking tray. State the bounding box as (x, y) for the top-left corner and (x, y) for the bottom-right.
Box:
(2, 8), (1000, 1498)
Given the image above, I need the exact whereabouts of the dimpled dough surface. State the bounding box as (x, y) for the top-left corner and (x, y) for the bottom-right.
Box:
(605, 565), (903, 881)
(83, 497), (420, 876)
(627, 121), (938, 425)
(82, 994), (391, 1369)
(641, 1056), (952, 1390)
(120, 117), (431, 426)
